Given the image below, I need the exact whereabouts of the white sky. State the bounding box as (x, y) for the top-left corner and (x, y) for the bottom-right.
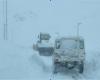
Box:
(0, 0), (100, 51)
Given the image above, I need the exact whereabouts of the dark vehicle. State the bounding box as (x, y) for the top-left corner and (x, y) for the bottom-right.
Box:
(36, 33), (54, 56)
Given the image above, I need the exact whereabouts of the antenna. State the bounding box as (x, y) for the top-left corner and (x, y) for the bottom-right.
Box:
(77, 22), (82, 56)
(77, 22), (82, 38)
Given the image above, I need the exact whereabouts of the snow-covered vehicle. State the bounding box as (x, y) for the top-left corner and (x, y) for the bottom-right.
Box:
(53, 37), (85, 73)
(36, 33), (54, 56)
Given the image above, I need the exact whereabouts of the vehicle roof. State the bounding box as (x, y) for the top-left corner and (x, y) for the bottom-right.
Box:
(55, 36), (84, 41)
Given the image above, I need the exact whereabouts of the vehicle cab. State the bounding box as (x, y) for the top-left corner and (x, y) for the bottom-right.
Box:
(53, 37), (85, 73)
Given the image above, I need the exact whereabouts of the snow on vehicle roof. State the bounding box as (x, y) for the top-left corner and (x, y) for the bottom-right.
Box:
(56, 36), (84, 41)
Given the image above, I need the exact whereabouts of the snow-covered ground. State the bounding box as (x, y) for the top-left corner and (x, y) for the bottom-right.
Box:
(0, 40), (52, 80)
(0, 40), (100, 80)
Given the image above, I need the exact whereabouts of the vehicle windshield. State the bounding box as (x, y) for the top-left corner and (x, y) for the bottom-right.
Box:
(58, 39), (78, 49)
(61, 39), (77, 49)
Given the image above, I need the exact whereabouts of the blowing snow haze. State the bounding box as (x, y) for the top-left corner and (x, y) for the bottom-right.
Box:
(0, 0), (100, 79)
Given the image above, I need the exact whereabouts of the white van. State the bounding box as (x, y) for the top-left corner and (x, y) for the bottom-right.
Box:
(53, 37), (85, 73)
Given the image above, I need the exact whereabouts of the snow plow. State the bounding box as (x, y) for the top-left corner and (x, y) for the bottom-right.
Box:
(53, 37), (85, 73)
(36, 33), (54, 56)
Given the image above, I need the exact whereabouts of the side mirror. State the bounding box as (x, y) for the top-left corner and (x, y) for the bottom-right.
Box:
(80, 40), (84, 49)
(56, 41), (60, 49)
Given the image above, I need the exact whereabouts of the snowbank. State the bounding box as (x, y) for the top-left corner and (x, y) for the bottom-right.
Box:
(0, 40), (100, 80)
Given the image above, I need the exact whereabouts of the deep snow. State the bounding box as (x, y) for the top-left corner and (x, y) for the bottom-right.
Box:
(0, 0), (100, 80)
(0, 40), (100, 80)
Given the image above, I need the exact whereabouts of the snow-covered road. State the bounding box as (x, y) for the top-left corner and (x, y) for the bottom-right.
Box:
(0, 41), (100, 80)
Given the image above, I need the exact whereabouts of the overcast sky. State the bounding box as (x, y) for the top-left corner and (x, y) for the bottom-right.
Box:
(0, 0), (100, 51)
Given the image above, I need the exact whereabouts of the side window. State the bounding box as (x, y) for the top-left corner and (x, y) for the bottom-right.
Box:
(80, 40), (84, 49)
(56, 41), (60, 49)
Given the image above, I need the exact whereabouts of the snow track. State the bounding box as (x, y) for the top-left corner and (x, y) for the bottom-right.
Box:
(0, 41), (100, 80)
(25, 50), (100, 80)
(49, 72), (88, 80)
(71, 73), (86, 80)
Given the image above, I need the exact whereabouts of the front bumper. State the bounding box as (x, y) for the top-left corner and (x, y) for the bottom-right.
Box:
(54, 61), (79, 69)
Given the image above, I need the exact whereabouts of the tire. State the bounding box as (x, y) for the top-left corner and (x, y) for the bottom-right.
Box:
(53, 68), (57, 74)
(53, 63), (59, 74)
(79, 62), (84, 73)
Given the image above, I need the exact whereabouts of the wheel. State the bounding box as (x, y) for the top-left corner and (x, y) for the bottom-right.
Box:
(53, 63), (59, 74)
(79, 61), (84, 73)
(53, 68), (57, 74)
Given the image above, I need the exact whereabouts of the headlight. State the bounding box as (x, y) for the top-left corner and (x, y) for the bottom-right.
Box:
(56, 53), (61, 58)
